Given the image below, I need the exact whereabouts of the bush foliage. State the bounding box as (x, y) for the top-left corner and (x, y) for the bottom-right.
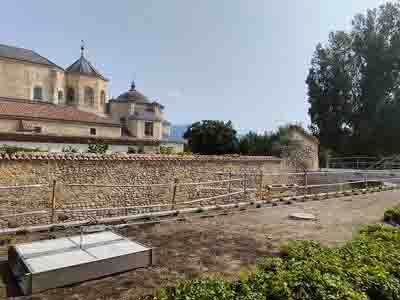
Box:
(384, 205), (400, 225)
(87, 141), (109, 154)
(0, 144), (43, 154)
(152, 224), (400, 300)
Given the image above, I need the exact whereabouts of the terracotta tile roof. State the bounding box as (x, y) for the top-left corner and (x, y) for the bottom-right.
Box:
(0, 98), (119, 126)
(0, 152), (281, 162)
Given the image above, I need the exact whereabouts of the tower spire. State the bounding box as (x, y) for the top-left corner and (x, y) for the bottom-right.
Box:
(80, 40), (85, 57)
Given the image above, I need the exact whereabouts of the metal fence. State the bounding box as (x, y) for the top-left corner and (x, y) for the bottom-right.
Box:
(327, 155), (400, 170)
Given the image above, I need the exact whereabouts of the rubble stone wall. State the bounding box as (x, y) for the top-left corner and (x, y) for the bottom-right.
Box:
(0, 154), (289, 227)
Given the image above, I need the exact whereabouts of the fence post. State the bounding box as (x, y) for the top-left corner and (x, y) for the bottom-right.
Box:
(243, 173), (248, 202)
(259, 171), (264, 200)
(51, 179), (57, 223)
(171, 178), (178, 210)
(304, 170), (308, 195)
(228, 170), (232, 203)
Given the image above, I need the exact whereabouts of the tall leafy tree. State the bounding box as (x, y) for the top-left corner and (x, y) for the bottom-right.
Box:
(307, 2), (400, 156)
(238, 124), (298, 157)
(239, 131), (272, 155)
(183, 120), (238, 154)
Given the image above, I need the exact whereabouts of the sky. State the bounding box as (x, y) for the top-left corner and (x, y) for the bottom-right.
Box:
(0, 0), (391, 133)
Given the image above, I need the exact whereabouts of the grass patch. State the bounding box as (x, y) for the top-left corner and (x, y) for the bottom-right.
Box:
(151, 222), (400, 300)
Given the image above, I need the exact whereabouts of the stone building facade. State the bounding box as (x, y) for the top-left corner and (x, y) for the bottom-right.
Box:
(0, 43), (183, 153)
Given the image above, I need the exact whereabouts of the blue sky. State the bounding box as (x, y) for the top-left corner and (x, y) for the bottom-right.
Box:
(0, 0), (389, 132)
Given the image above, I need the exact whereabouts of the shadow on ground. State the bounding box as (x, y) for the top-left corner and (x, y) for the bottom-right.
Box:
(0, 260), (23, 298)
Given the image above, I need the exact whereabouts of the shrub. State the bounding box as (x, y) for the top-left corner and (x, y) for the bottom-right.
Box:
(0, 144), (43, 155)
(127, 147), (137, 154)
(153, 277), (235, 300)
(160, 146), (174, 155)
(151, 224), (400, 300)
(62, 146), (78, 153)
(384, 205), (400, 225)
(87, 141), (109, 154)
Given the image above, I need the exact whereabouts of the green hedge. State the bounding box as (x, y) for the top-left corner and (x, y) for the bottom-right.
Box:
(384, 205), (400, 225)
(152, 224), (400, 300)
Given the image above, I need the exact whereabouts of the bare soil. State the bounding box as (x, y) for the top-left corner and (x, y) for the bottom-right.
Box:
(1, 190), (399, 300)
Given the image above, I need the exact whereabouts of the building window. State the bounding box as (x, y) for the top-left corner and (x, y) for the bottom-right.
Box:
(33, 86), (43, 100)
(120, 117), (127, 126)
(100, 90), (106, 105)
(144, 121), (153, 137)
(67, 88), (75, 104)
(145, 106), (155, 113)
(58, 90), (63, 102)
(90, 128), (96, 135)
(84, 87), (95, 106)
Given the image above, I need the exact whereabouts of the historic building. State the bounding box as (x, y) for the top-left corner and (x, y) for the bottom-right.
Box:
(0, 43), (183, 153)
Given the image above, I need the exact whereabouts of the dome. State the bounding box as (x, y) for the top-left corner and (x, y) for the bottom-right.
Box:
(116, 81), (150, 103)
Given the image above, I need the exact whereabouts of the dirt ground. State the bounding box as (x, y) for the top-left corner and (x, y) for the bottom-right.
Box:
(1, 189), (399, 300)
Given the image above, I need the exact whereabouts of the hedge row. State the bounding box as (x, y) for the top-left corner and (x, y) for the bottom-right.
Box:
(151, 224), (400, 300)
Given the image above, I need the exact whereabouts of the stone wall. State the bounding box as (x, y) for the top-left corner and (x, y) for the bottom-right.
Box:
(287, 127), (319, 171)
(0, 154), (288, 228)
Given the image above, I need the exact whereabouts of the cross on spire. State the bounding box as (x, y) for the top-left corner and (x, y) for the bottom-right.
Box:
(130, 80), (136, 91)
(80, 40), (85, 57)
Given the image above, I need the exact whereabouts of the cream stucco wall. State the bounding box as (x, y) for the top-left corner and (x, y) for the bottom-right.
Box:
(127, 119), (139, 137)
(153, 121), (162, 140)
(0, 58), (64, 103)
(0, 118), (121, 138)
(0, 57), (108, 116)
(108, 102), (133, 121)
(109, 102), (164, 140)
(129, 120), (162, 139)
(65, 73), (108, 115)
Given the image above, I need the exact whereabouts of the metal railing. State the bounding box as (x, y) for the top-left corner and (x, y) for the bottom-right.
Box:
(327, 155), (400, 170)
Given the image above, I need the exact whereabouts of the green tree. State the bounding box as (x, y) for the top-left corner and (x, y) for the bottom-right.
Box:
(307, 2), (400, 156)
(238, 131), (272, 155)
(183, 120), (238, 155)
(238, 124), (300, 157)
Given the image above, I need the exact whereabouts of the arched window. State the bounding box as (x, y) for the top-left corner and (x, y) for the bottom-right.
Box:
(67, 88), (75, 104)
(33, 86), (43, 100)
(58, 90), (63, 102)
(84, 87), (95, 106)
(100, 90), (106, 106)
